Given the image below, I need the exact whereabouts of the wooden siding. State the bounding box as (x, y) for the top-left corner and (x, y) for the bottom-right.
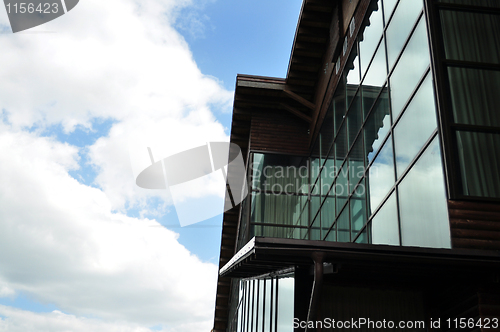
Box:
(250, 109), (309, 155)
(449, 200), (500, 251)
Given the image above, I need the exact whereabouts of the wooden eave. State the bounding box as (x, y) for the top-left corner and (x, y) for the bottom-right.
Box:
(286, 0), (338, 103)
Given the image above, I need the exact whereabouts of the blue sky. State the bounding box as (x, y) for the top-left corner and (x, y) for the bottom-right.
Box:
(0, 0), (302, 331)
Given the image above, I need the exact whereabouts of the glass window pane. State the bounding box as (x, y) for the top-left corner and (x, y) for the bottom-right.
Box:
(311, 183), (321, 224)
(257, 279), (264, 331)
(346, 53), (361, 87)
(383, 0), (398, 23)
(321, 103), (335, 158)
(251, 192), (303, 227)
(457, 131), (500, 198)
(350, 186), (367, 239)
(360, 2), (384, 78)
(325, 220), (337, 242)
(251, 154), (308, 193)
(321, 196), (336, 239)
(389, 18), (430, 119)
(334, 78), (347, 135)
(385, 0), (423, 68)
(347, 90), (362, 147)
(448, 67), (500, 127)
(310, 214), (321, 241)
(440, 11), (500, 64)
(370, 191), (400, 245)
(355, 228), (368, 244)
(349, 136), (365, 194)
(394, 74), (437, 177)
(346, 48), (361, 111)
(399, 137), (451, 248)
(337, 205), (350, 242)
(335, 162), (349, 216)
(321, 154), (335, 196)
(362, 39), (387, 103)
(364, 88), (391, 163)
(368, 136), (395, 212)
(277, 276), (294, 332)
(335, 122), (348, 161)
(311, 140), (321, 187)
(264, 279), (271, 332)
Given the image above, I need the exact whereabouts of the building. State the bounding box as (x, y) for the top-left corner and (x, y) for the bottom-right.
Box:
(213, 0), (500, 331)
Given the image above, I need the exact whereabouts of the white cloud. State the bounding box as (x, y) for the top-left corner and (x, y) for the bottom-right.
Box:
(0, 0), (232, 330)
(0, 126), (218, 331)
(0, 0), (233, 209)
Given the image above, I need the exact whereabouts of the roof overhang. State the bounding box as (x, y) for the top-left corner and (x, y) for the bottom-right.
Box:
(220, 237), (500, 278)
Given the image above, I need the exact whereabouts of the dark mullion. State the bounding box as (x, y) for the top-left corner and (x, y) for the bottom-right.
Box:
(262, 280), (266, 332)
(435, 2), (500, 15)
(450, 124), (500, 134)
(274, 278), (279, 332)
(250, 222), (308, 229)
(444, 60), (500, 71)
(269, 278), (274, 332)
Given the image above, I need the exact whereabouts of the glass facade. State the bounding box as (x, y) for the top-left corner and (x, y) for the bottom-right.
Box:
(227, 274), (294, 332)
(238, 0), (451, 250)
(435, 0), (500, 199)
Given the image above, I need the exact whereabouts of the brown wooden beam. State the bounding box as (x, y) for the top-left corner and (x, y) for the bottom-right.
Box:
(283, 89), (316, 111)
(280, 103), (312, 123)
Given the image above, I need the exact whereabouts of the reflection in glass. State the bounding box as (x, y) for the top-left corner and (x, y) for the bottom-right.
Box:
(355, 228), (368, 244)
(336, 123), (348, 161)
(440, 11), (500, 64)
(399, 137), (451, 248)
(335, 162), (349, 216)
(362, 39), (387, 100)
(457, 131), (500, 198)
(321, 154), (335, 196)
(349, 136), (365, 194)
(364, 89), (390, 163)
(350, 188), (367, 239)
(368, 136), (395, 212)
(385, 0), (423, 69)
(337, 206), (350, 242)
(257, 280), (264, 331)
(264, 279), (271, 332)
(390, 18), (430, 119)
(347, 90), (362, 147)
(382, 0), (399, 22)
(321, 196), (335, 239)
(310, 214), (321, 241)
(346, 54), (361, 87)
(334, 78), (347, 135)
(448, 67), (500, 127)
(277, 276), (294, 332)
(310, 184), (321, 224)
(394, 74), (437, 177)
(370, 192), (399, 244)
(360, 2), (384, 78)
(251, 153), (308, 193)
(311, 139), (321, 187)
(251, 193), (302, 225)
(320, 103), (334, 164)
